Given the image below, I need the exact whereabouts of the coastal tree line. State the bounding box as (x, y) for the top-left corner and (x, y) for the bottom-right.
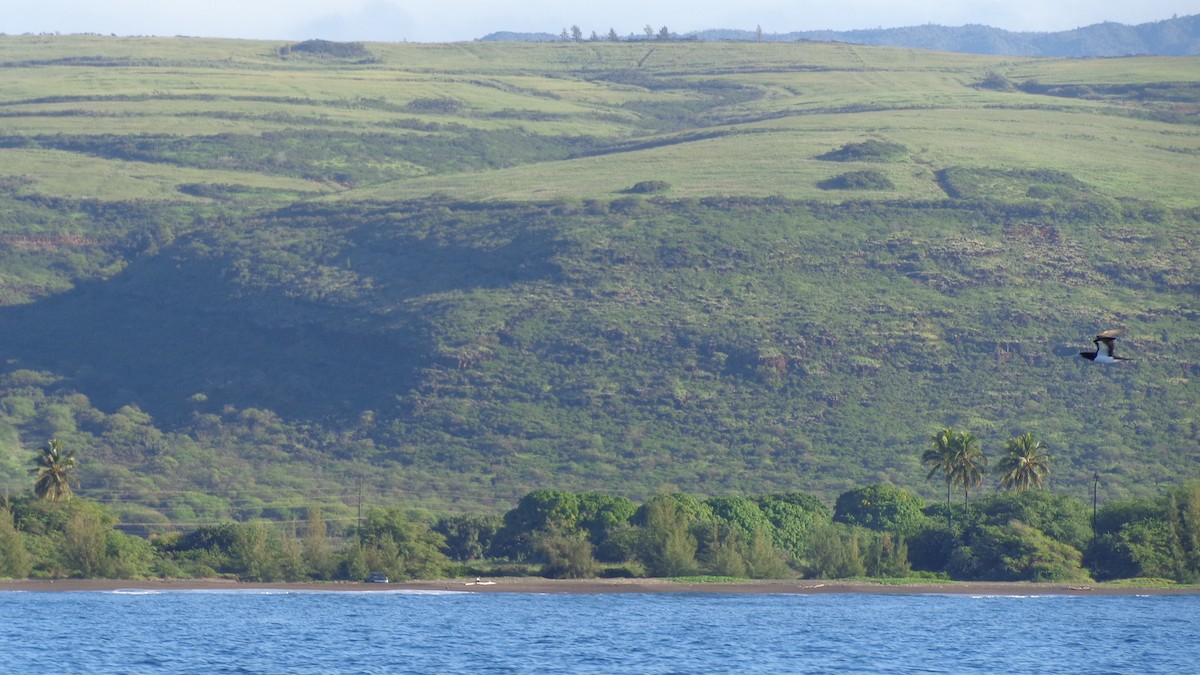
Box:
(3, 436), (1199, 585)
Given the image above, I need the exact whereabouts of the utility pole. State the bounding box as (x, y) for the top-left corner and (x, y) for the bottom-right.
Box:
(1092, 471), (1100, 539)
(356, 476), (364, 550)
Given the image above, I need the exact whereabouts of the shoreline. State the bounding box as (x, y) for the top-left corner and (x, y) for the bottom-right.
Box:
(2, 577), (1197, 595)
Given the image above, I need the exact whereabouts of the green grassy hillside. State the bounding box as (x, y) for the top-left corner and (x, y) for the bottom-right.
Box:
(0, 35), (1197, 525)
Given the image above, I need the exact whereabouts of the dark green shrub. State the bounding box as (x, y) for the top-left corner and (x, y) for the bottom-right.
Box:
(626, 180), (671, 194)
(817, 140), (908, 162)
(819, 170), (894, 190)
(286, 40), (372, 59)
(404, 97), (464, 114)
(977, 71), (1015, 91)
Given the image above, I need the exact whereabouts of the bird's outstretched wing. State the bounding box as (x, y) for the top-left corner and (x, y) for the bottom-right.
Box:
(1092, 329), (1129, 360)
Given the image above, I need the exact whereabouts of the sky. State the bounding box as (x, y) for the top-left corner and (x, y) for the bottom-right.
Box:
(2, 1), (1195, 43)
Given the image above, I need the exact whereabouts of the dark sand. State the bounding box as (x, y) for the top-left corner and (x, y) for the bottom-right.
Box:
(2, 577), (1196, 595)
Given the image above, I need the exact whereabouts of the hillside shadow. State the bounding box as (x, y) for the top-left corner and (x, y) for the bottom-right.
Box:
(0, 213), (563, 426)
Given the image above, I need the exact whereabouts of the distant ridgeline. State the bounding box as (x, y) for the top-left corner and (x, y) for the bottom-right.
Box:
(480, 14), (1200, 57)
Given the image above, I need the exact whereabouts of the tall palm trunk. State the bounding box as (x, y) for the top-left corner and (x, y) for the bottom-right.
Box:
(945, 481), (952, 530)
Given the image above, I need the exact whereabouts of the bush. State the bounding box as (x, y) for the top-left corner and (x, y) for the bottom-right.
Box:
(284, 40), (372, 60)
(817, 140), (908, 162)
(626, 180), (671, 194)
(404, 97), (464, 114)
(977, 71), (1015, 91)
(818, 170), (895, 191)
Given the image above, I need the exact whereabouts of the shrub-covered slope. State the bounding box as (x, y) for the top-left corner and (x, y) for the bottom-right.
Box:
(0, 37), (1197, 523)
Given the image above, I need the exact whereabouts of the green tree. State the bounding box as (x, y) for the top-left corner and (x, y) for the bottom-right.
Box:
(1086, 519), (1173, 581)
(973, 490), (1091, 551)
(355, 507), (449, 580)
(0, 506), (32, 578)
(435, 513), (502, 562)
(805, 523), (866, 579)
(949, 430), (987, 507)
(834, 484), (926, 535)
(536, 528), (597, 578)
(102, 529), (156, 579)
(863, 532), (911, 578)
(755, 493), (832, 560)
(497, 489), (582, 560)
(63, 507), (108, 577)
(923, 428), (958, 529)
(704, 526), (748, 577)
(230, 521), (282, 582)
(996, 433), (1050, 491)
(953, 521), (1090, 582)
(577, 492), (636, 560)
(302, 507), (337, 579)
(638, 495), (698, 577)
(706, 496), (773, 539)
(1166, 481), (1200, 583)
(743, 527), (792, 579)
(30, 439), (79, 501)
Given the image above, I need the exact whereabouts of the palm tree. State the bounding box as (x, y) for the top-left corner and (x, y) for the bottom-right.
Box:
(949, 431), (987, 506)
(922, 427), (957, 530)
(997, 433), (1050, 491)
(29, 439), (79, 501)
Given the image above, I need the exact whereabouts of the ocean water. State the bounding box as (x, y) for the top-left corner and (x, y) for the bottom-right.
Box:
(1, 589), (1198, 673)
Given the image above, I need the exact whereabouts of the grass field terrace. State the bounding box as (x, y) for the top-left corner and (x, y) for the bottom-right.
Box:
(0, 35), (1196, 205)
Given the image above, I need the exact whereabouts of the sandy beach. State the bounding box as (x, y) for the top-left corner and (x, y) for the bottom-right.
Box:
(2, 577), (1196, 595)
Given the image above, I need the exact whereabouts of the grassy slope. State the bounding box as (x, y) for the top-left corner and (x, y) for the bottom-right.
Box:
(0, 35), (1198, 521)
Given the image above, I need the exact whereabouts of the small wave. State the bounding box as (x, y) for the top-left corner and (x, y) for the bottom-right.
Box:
(109, 589), (162, 595)
(178, 589), (299, 595)
(343, 586), (468, 595)
(169, 588), (471, 596)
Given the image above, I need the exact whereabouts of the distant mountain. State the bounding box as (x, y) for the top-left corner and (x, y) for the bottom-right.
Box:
(482, 15), (1200, 57)
(477, 31), (561, 43)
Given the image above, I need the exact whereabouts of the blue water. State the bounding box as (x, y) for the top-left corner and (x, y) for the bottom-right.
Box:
(2, 590), (1198, 673)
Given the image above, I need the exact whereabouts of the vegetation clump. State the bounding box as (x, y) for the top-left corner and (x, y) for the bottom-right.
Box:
(818, 170), (894, 190)
(281, 40), (374, 61)
(404, 97), (465, 115)
(817, 140), (909, 162)
(976, 71), (1016, 91)
(4, 440), (1200, 585)
(625, 180), (671, 194)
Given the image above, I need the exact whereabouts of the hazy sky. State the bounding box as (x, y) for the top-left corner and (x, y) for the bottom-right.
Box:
(3, 1), (1195, 43)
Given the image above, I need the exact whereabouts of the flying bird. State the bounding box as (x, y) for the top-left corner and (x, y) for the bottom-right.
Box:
(1079, 329), (1129, 363)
